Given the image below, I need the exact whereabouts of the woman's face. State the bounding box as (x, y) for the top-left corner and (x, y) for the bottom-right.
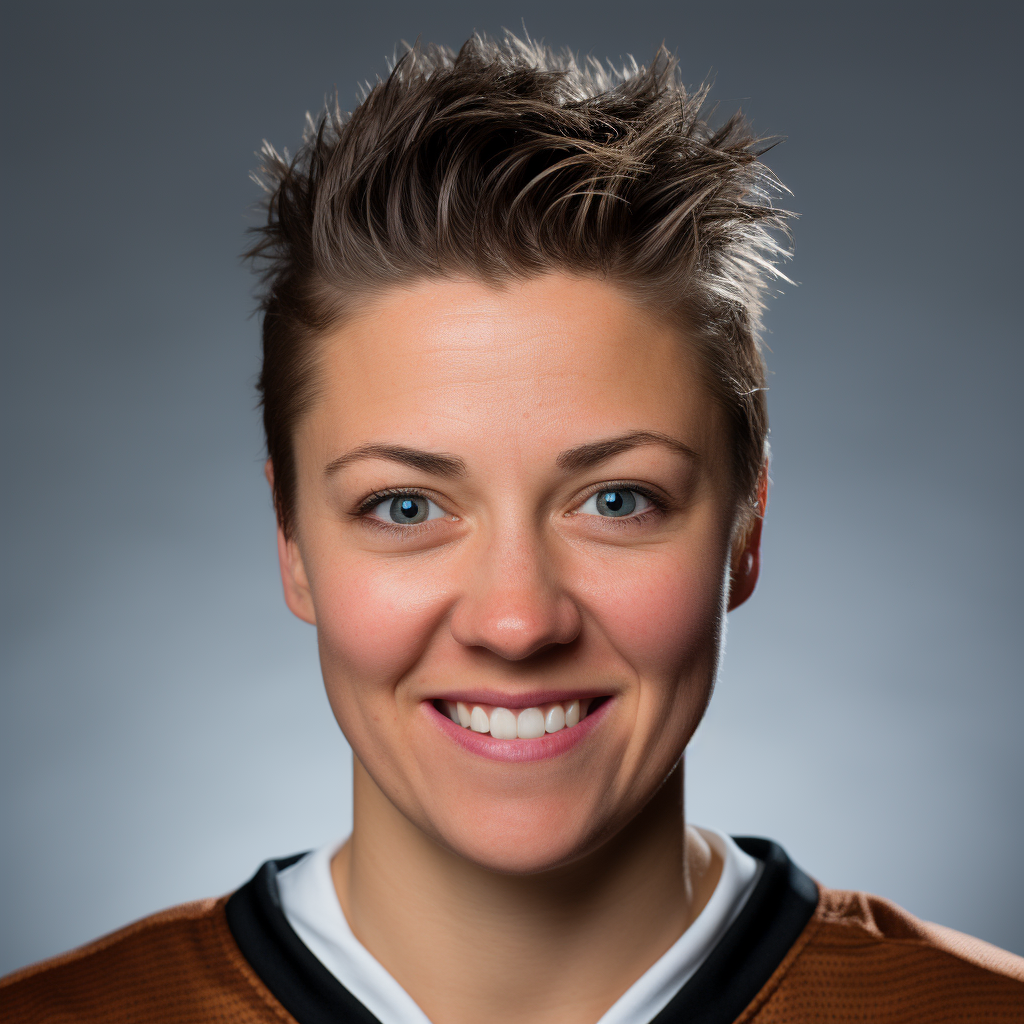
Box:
(280, 274), (755, 873)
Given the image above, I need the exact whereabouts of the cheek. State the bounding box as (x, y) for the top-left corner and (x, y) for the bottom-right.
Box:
(309, 554), (452, 690)
(579, 545), (727, 682)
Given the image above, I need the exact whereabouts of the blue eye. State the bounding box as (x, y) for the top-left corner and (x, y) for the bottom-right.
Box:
(372, 494), (445, 525)
(579, 489), (652, 518)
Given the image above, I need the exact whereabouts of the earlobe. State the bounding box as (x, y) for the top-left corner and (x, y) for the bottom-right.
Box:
(266, 459), (317, 626)
(727, 465), (768, 612)
(276, 527), (317, 625)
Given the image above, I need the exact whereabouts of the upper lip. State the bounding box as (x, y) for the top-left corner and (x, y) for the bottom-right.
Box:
(427, 689), (610, 710)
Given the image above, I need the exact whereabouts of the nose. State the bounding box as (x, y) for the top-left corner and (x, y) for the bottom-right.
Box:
(448, 529), (582, 661)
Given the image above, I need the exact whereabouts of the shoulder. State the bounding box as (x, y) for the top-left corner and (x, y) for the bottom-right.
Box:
(0, 897), (293, 1023)
(810, 887), (1024, 980)
(746, 886), (1024, 1022)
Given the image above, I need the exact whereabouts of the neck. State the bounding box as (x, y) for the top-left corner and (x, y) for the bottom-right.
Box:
(331, 758), (721, 1024)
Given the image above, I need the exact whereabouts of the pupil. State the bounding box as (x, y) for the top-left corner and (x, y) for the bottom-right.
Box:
(390, 496), (427, 523)
(597, 489), (636, 517)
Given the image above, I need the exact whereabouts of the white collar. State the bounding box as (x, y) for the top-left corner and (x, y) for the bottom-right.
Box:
(276, 826), (760, 1024)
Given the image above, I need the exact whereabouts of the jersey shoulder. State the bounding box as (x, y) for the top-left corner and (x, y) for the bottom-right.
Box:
(745, 886), (1024, 1022)
(0, 897), (292, 1023)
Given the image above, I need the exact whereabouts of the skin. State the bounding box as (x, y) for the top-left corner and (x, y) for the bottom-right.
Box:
(271, 274), (764, 1024)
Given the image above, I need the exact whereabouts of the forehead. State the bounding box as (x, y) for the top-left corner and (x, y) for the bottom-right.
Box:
(305, 274), (724, 460)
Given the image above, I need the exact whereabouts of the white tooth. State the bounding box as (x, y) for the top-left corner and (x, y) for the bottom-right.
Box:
(517, 707), (545, 739)
(444, 700), (460, 723)
(456, 702), (472, 728)
(580, 698), (593, 719)
(490, 707), (518, 739)
(470, 706), (490, 733)
(544, 704), (565, 733)
(565, 700), (580, 728)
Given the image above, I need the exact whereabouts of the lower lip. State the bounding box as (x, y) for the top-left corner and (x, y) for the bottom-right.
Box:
(423, 699), (612, 762)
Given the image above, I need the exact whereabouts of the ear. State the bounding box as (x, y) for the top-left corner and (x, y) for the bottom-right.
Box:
(727, 464), (768, 612)
(265, 459), (316, 625)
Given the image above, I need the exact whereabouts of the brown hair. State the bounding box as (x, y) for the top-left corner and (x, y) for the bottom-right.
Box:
(247, 33), (792, 538)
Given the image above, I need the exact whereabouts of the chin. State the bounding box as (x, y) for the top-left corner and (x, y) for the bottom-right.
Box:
(434, 801), (612, 875)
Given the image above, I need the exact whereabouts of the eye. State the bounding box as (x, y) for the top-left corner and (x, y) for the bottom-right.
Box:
(371, 493), (447, 525)
(578, 488), (653, 518)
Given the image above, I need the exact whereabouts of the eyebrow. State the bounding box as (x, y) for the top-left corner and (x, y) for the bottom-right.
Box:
(555, 431), (700, 474)
(324, 444), (467, 478)
(324, 431), (698, 480)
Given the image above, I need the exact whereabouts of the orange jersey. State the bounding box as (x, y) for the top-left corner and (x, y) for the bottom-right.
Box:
(3, 839), (1022, 1023)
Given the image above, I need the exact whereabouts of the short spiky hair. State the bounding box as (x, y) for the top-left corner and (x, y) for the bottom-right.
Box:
(248, 33), (791, 538)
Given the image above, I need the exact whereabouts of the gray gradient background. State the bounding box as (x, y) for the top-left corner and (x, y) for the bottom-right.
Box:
(2, 0), (1021, 976)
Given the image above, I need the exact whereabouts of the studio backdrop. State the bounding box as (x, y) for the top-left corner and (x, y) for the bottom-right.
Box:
(2, 0), (1021, 975)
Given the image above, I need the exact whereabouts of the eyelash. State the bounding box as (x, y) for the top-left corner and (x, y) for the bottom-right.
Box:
(352, 488), (451, 539)
(571, 482), (669, 528)
(353, 482), (669, 534)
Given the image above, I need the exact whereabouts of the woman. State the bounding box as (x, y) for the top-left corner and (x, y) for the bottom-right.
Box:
(3, 33), (1021, 1024)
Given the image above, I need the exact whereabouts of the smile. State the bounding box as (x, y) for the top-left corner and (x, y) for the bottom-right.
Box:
(436, 698), (604, 738)
(426, 695), (612, 762)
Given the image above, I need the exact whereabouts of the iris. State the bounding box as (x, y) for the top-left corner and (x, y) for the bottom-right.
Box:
(391, 496), (428, 523)
(596, 490), (636, 517)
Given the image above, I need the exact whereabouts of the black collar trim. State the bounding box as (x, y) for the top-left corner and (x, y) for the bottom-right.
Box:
(226, 853), (382, 1024)
(225, 836), (818, 1024)
(648, 837), (818, 1024)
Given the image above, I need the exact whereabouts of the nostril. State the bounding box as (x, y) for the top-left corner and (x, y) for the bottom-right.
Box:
(448, 571), (582, 660)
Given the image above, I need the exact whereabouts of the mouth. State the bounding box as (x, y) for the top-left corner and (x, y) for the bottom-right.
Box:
(424, 694), (612, 762)
(433, 696), (608, 737)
